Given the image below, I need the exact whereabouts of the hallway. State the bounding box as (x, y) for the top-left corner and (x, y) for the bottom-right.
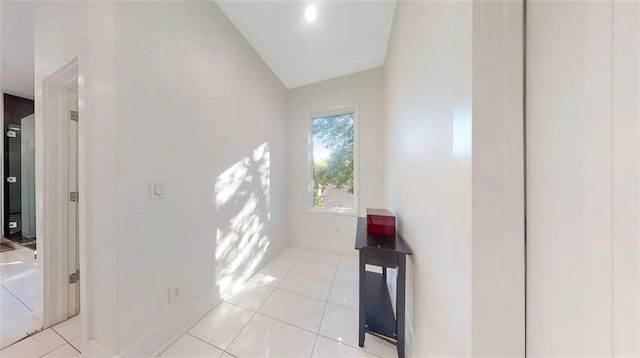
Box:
(0, 244), (39, 349)
(1, 0), (638, 356)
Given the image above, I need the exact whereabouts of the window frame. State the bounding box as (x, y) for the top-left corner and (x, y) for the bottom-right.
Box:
(307, 104), (359, 216)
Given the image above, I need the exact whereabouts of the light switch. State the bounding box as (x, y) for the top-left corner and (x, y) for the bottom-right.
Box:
(149, 181), (166, 199)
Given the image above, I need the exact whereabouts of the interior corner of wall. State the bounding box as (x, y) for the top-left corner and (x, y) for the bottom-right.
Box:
(405, 314), (415, 358)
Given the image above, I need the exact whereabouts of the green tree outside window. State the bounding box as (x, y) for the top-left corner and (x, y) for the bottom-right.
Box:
(312, 113), (354, 208)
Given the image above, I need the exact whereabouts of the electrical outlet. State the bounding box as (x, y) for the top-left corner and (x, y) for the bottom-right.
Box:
(168, 283), (181, 304)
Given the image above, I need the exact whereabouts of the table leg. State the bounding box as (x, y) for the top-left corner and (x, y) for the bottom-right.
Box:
(397, 254), (406, 358)
(359, 250), (366, 347)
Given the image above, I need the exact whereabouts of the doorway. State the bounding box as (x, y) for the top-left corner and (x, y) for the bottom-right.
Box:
(0, 94), (40, 350)
(3, 94), (36, 249)
(0, 61), (82, 353)
(40, 60), (81, 327)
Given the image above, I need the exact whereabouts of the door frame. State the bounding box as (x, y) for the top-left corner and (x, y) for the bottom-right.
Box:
(38, 59), (81, 327)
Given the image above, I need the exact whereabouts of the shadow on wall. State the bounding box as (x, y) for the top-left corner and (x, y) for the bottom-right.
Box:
(214, 142), (272, 298)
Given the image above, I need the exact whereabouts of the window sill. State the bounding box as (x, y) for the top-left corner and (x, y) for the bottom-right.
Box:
(308, 208), (358, 217)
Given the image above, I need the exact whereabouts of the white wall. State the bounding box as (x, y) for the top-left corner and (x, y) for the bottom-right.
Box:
(35, 1), (288, 355)
(287, 68), (385, 253)
(384, 1), (525, 356)
(34, 2), (118, 353)
(385, 1), (473, 355)
(113, 2), (288, 354)
(526, 1), (639, 356)
(1, 1), (34, 99)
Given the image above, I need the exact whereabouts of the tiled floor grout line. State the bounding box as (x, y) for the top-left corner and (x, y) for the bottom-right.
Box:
(250, 311), (319, 337)
(258, 248), (320, 358)
(310, 333), (320, 357)
(267, 286), (328, 304)
(185, 332), (228, 354)
(0, 281), (35, 313)
(195, 246), (372, 357)
(267, 265), (334, 281)
(221, 293), (266, 355)
(312, 248), (386, 358)
(210, 246), (382, 357)
(293, 257), (340, 266)
(221, 247), (304, 357)
(242, 310), (392, 358)
(177, 246), (294, 357)
(36, 329), (70, 357)
(262, 260), (358, 308)
(266, 247), (386, 357)
(49, 328), (81, 355)
(222, 285), (275, 355)
(169, 245), (388, 358)
(267, 254), (342, 278)
(270, 255), (336, 301)
(297, 246), (388, 358)
(267, 260), (358, 281)
(212, 246), (287, 357)
(274, 279), (332, 300)
(263, 249), (359, 303)
(309, 254), (339, 357)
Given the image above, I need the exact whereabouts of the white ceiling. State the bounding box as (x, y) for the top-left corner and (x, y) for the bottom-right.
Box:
(217, 0), (396, 89)
(0, 2), (395, 97)
(1, 1), (35, 99)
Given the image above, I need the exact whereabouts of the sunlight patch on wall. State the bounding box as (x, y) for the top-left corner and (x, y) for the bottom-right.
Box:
(214, 143), (272, 297)
(215, 158), (250, 209)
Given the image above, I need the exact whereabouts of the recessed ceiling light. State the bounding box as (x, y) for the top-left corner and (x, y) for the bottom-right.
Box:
(304, 4), (317, 23)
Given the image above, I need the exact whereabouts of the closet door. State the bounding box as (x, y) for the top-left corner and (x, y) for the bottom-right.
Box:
(526, 2), (639, 356)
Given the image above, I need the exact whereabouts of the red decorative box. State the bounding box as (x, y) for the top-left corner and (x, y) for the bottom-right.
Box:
(366, 208), (396, 236)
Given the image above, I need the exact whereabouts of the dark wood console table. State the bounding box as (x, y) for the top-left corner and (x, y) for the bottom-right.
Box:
(355, 217), (412, 358)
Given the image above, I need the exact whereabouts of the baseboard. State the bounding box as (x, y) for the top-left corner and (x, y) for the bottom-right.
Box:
(114, 241), (290, 357)
(118, 286), (221, 358)
(117, 243), (287, 357)
(83, 337), (119, 357)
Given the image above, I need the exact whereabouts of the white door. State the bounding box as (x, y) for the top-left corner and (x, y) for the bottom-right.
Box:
(67, 84), (80, 317)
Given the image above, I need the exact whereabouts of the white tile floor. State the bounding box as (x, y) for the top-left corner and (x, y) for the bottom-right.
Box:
(0, 315), (81, 357)
(0, 245), (41, 350)
(162, 246), (398, 358)
(0, 246), (398, 357)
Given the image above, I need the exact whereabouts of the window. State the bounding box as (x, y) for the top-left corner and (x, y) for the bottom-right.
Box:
(311, 109), (356, 213)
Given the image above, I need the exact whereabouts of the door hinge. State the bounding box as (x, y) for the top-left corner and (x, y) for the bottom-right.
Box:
(70, 110), (78, 122)
(69, 191), (79, 202)
(69, 270), (79, 284)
